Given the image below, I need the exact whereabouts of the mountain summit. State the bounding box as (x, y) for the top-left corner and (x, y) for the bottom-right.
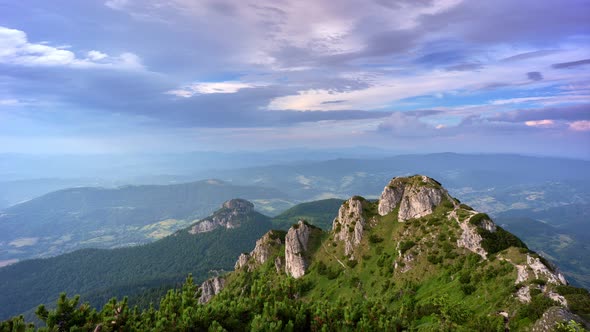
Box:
(199, 175), (588, 331)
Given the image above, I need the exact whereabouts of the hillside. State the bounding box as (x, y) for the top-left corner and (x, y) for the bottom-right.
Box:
(200, 175), (590, 331)
(0, 198), (343, 321)
(0, 199), (273, 320)
(3, 175), (589, 331)
(271, 198), (343, 230)
(0, 180), (287, 265)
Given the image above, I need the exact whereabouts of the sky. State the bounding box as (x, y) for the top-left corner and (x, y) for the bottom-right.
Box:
(0, 0), (589, 158)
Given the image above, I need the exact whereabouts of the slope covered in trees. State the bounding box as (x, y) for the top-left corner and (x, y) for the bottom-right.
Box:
(2, 175), (589, 331)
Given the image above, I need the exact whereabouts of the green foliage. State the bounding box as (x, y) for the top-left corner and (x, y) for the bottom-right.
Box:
(478, 226), (527, 254)
(399, 240), (416, 255)
(554, 320), (587, 332)
(368, 234), (383, 243)
(0, 211), (274, 319)
(272, 199), (343, 230)
(469, 213), (491, 225)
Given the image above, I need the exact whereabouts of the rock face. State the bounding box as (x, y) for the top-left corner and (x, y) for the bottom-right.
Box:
(198, 276), (225, 304)
(530, 307), (586, 332)
(235, 230), (284, 271)
(332, 197), (366, 258)
(285, 220), (312, 278)
(189, 199), (254, 234)
(378, 176), (447, 221)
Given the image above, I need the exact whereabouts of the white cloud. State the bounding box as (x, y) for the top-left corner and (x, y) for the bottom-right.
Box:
(524, 119), (555, 128)
(165, 81), (266, 97)
(0, 26), (143, 70)
(267, 44), (590, 111)
(569, 120), (590, 131)
(87, 50), (108, 61)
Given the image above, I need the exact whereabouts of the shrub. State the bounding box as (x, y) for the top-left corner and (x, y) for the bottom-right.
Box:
(399, 241), (416, 255)
(461, 284), (476, 295)
(369, 234), (384, 243)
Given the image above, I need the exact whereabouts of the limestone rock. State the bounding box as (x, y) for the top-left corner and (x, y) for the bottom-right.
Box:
(332, 197), (366, 257)
(531, 307), (586, 332)
(398, 185), (444, 221)
(189, 199), (254, 234)
(378, 181), (404, 216)
(234, 230), (284, 271)
(234, 253), (250, 270)
(285, 220), (312, 278)
(377, 175), (448, 221)
(198, 276), (225, 304)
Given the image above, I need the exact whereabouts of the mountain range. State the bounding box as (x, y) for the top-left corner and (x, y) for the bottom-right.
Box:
(3, 175), (588, 331)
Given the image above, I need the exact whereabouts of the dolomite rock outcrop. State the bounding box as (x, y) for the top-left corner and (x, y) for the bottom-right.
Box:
(190, 199), (254, 234)
(235, 230), (284, 271)
(378, 176), (447, 221)
(198, 276), (225, 304)
(332, 197), (366, 257)
(285, 220), (312, 278)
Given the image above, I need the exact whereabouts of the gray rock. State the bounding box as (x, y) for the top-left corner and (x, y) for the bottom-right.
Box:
(378, 181), (404, 216)
(398, 186), (443, 222)
(234, 230), (283, 271)
(234, 253), (250, 270)
(198, 276), (225, 304)
(377, 176), (448, 222)
(332, 197), (366, 257)
(285, 220), (312, 278)
(189, 199), (253, 234)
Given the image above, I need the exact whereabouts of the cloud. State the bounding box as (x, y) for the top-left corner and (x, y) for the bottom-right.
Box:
(527, 71), (543, 81)
(0, 26), (143, 70)
(501, 50), (559, 62)
(446, 63), (483, 71)
(524, 119), (555, 128)
(377, 112), (444, 137)
(552, 59), (590, 69)
(490, 104), (590, 123)
(569, 120), (590, 131)
(165, 81), (266, 97)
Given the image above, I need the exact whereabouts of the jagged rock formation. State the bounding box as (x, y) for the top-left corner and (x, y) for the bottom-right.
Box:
(454, 211), (488, 258)
(285, 220), (312, 278)
(189, 199), (254, 234)
(378, 175), (448, 221)
(531, 307), (586, 332)
(235, 230), (284, 271)
(198, 276), (225, 304)
(332, 197), (366, 258)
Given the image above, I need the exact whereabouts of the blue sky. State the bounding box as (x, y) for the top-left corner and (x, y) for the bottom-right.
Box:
(0, 0), (589, 158)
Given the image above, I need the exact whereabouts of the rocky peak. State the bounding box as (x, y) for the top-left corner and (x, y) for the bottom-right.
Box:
(189, 199), (255, 234)
(235, 230), (284, 271)
(222, 199), (254, 212)
(332, 197), (367, 258)
(378, 175), (449, 222)
(198, 276), (225, 304)
(285, 220), (312, 278)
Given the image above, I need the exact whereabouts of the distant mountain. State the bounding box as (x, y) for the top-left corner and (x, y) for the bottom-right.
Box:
(5, 175), (588, 331)
(0, 180), (288, 264)
(271, 198), (344, 230)
(0, 197), (346, 320)
(0, 199), (274, 320)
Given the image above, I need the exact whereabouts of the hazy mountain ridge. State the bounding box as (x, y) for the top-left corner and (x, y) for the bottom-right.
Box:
(0, 180), (288, 264)
(0, 198), (339, 320)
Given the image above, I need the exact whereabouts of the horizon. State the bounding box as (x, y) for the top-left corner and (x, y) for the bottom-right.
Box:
(1, 1), (589, 159)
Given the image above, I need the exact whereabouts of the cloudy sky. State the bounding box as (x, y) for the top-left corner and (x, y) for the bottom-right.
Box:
(1, 0), (589, 157)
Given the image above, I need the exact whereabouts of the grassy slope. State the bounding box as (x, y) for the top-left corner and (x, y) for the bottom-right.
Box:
(219, 198), (589, 330)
